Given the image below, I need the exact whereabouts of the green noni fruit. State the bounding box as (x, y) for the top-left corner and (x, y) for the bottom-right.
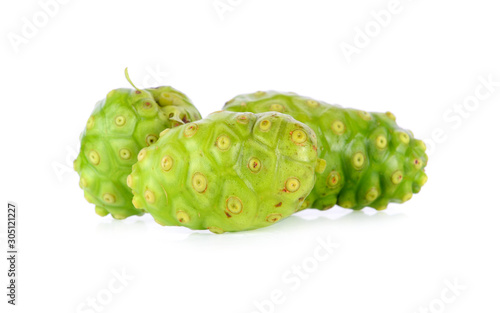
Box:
(223, 91), (428, 211)
(127, 111), (325, 233)
(73, 70), (201, 219)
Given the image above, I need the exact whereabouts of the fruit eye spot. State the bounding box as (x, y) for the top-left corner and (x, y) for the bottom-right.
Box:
(331, 120), (345, 135)
(176, 211), (190, 223)
(266, 213), (282, 223)
(119, 148), (131, 160)
(386, 112), (396, 121)
(376, 135), (387, 149)
(414, 159), (423, 170)
(339, 200), (353, 208)
(399, 132), (410, 144)
(216, 134), (231, 151)
(391, 170), (403, 184)
(306, 99), (319, 108)
(291, 129), (307, 144)
(416, 140), (426, 151)
(192, 173), (207, 193)
(144, 190), (155, 203)
(327, 171), (341, 188)
(184, 123), (199, 137)
(86, 116), (95, 129)
(402, 193), (413, 203)
(161, 155), (173, 171)
(115, 115), (127, 126)
(137, 148), (147, 161)
(79, 177), (88, 188)
(103, 193), (116, 204)
(145, 134), (158, 146)
(88, 150), (100, 165)
(358, 111), (372, 120)
(285, 178), (300, 192)
(226, 196), (243, 214)
(126, 175), (133, 188)
(365, 188), (379, 202)
(259, 120), (271, 131)
(270, 103), (285, 112)
(237, 115), (249, 124)
(419, 173), (428, 186)
(208, 226), (224, 234)
(248, 157), (261, 173)
(352, 152), (365, 170)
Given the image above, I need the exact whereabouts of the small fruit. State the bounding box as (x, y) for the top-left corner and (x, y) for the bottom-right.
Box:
(73, 69), (201, 219)
(223, 91), (428, 211)
(129, 111), (323, 233)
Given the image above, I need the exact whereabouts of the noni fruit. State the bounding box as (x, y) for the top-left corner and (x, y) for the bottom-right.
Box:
(73, 70), (202, 219)
(127, 111), (325, 233)
(223, 91), (428, 211)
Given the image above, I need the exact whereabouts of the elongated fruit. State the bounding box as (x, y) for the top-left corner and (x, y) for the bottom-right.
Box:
(223, 91), (428, 211)
(128, 111), (324, 233)
(73, 72), (201, 219)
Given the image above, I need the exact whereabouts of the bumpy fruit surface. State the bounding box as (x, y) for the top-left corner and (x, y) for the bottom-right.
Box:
(223, 91), (428, 211)
(128, 111), (323, 233)
(74, 83), (201, 219)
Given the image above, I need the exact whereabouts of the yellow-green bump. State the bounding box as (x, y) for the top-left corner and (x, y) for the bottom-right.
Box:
(291, 129), (307, 144)
(248, 157), (261, 173)
(145, 134), (158, 146)
(259, 119), (271, 131)
(208, 226), (224, 234)
(137, 149), (147, 161)
(285, 178), (300, 192)
(144, 190), (155, 204)
(184, 123), (198, 137)
(266, 213), (282, 223)
(103, 193), (116, 204)
(88, 150), (100, 165)
(331, 120), (345, 135)
(115, 116), (126, 126)
(327, 171), (341, 188)
(358, 110), (372, 121)
(399, 132), (410, 144)
(216, 134), (231, 151)
(176, 211), (190, 223)
(376, 135), (387, 149)
(352, 152), (365, 170)
(236, 114), (249, 124)
(226, 197), (243, 214)
(192, 173), (207, 193)
(270, 103), (285, 112)
(119, 148), (131, 160)
(306, 99), (319, 108)
(365, 188), (379, 202)
(385, 112), (396, 121)
(86, 116), (95, 130)
(161, 155), (174, 171)
(95, 206), (108, 217)
(315, 159), (327, 174)
(391, 170), (403, 185)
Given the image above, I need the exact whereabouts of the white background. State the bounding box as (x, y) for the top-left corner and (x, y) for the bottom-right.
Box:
(1, 0), (499, 312)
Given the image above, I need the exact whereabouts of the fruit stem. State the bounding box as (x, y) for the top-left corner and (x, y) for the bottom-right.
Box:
(124, 67), (140, 91)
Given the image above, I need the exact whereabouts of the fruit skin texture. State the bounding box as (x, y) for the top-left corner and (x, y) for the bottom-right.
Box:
(223, 91), (428, 211)
(73, 86), (201, 219)
(128, 111), (322, 233)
